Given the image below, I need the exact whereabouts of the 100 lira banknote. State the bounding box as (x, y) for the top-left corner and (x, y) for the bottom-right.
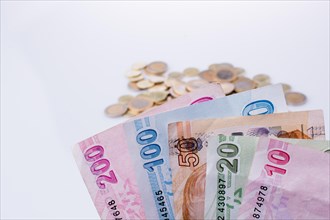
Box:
(72, 84), (224, 219)
(123, 84), (287, 219)
(205, 135), (328, 220)
(237, 137), (330, 219)
(167, 110), (325, 220)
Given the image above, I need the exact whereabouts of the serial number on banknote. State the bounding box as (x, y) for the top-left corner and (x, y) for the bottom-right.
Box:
(252, 186), (268, 219)
(106, 198), (123, 220)
(155, 190), (170, 220)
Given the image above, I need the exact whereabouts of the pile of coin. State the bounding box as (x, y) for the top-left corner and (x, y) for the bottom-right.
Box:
(105, 61), (307, 118)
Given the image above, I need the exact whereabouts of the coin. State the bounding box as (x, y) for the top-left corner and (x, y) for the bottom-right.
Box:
(146, 75), (166, 84)
(186, 79), (209, 92)
(173, 83), (187, 96)
(105, 103), (128, 117)
(148, 84), (168, 92)
(214, 68), (238, 82)
(285, 92), (307, 106)
(131, 62), (147, 70)
(199, 70), (216, 82)
(234, 77), (257, 93)
(165, 78), (183, 88)
(128, 96), (154, 113)
(128, 74), (144, 82)
(183, 67), (199, 77)
(128, 82), (140, 91)
(219, 82), (235, 95)
(168, 71), (184, 79)
(209, 63), (233, 71)
(126, 70), (142, 78)
(281, 83), (292, 92)
(257, 82), (271, 88)
(169, 87), (180, 98)
(236, 67), (245, 75)
(136, 80), (155, 89)
(253, 74), (270, 85)
(148, 91), (169, 103)
(118, 95), (134, 104)
(145, 61), (168, 75)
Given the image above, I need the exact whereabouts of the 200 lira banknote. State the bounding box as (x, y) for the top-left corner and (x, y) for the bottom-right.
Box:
(167, 110), (325, 220)
(205, 135), (329, 220)
(237, 137), (330, 219)
(123, 84), (287, 219)
(72, 83), (224, 219)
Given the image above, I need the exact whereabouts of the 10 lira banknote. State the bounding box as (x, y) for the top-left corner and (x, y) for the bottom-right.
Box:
(237, 137), (330, 219)
(123, 84), (287, 219)
(205, 135), (328, 220)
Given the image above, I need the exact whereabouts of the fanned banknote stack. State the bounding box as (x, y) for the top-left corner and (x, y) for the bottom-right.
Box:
(73, 83), (329, 220)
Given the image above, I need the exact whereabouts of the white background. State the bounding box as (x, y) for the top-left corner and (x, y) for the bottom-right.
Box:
(1, 1), (329, 219)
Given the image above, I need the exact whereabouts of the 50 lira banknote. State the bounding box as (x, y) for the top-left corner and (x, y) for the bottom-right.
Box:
(167, 110), (325, 220)
(205, 135), (328, 220)
(123, 84), (287, 219)
(72, 83), (225, 219)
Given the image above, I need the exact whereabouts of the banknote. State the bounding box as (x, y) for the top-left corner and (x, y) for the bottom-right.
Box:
(205, 135), (329, 220)
(167, 110), (325, 220)
(72, 83), (225, 219)
(237, 137), (330, 219)
(123, 84), (288, 219)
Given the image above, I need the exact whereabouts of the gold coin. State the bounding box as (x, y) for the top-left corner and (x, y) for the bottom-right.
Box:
(281, 83), (292, 93)
(168, 71), (184, 79)
(128, 96), (154, 113)
(173, 83), (187, 96)
(183, 67), (200, 77)
(146, 75), (166, 84)
(219, 82), (235, 95)
(145, 61), (168, 75)
(186, 79), (209, 92)
(118, 95), (134, 104)
(234, 77), (257, 93)
(253, 74), (271, 85)
(148, 84), (168, 92)
(214, 68), (238, 82)
(199, 70), (216, 82)
(131, 62), (147, 70)
(126, 70), (142, 78)
(104, 103), (128, 117)
(209, 63), (233, 71)
(128, 74), (144, 82)
(285, 92), (307, 106)
(128, 82), (140, 91)
(148, 91), (169, 103)
(136, 79), (155, 89)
